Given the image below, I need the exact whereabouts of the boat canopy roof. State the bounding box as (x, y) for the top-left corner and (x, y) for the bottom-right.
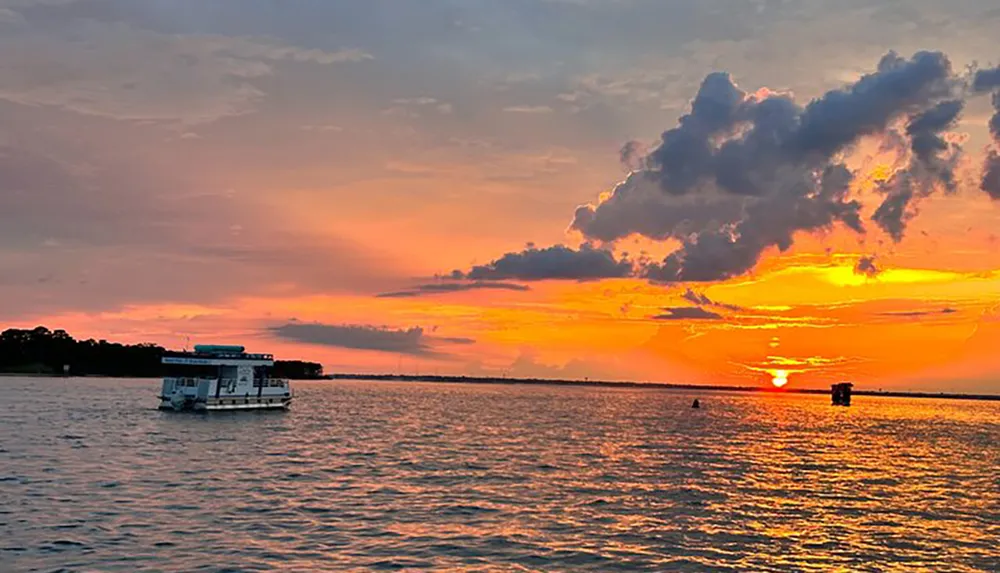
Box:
(162, 345), (274, 366)
(194, 344), (245, 354)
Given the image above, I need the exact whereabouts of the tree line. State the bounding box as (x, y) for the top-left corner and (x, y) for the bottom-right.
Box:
(0, 326), (324, 379)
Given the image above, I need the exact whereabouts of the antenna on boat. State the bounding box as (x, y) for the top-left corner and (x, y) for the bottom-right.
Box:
(183, 335), (190, 352)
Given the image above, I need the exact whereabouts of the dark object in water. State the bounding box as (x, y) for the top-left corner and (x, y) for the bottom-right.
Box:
(692, 399), (700, 408)
(831, 382), (853, 406)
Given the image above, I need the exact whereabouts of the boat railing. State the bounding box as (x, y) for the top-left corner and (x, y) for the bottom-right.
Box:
(207, 352), (273, 360)
(180, 352), (273, 360)
(162, 351), (275, 361)
(165, 376), (215, 388)
(252, 378), (289, 388)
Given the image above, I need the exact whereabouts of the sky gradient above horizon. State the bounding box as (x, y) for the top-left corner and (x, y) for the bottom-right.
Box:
(3, 0), (1000, 392)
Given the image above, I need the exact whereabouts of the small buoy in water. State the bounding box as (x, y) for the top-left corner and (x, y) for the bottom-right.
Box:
(692, 399), (700, 408)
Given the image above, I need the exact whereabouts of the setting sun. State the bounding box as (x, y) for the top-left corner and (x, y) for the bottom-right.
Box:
(771, 370), (790, 388)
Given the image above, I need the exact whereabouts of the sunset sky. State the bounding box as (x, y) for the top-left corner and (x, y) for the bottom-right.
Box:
(3, 0), (1000, 392)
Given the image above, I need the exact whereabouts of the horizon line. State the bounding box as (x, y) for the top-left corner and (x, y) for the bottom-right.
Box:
(326, 373), (1000, 401)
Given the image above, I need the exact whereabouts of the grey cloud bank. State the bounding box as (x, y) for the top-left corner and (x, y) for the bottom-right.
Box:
(464, 50), (1000, 285)
(268, 322), (470, 357)
(377, 281), (530, 298)
(455, 244), (634, 281)
(973, 66), (1000, 198)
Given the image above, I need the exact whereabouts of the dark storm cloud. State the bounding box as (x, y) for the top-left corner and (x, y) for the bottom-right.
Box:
(570, 171), (747, 243)
(651, 307), (722, 321)
(871, 99), (964, 240)
(376, 281), (530, 298)
(643, 165), (863, 283)
(475, 49), (974, 285)
(871, 179), (915, 243)
(984, 148), (1000, 200)
(644, 71), (747, 194)
(854, 255), (881, 278)
(792, 51), (954, 158)
(607, 50), (954, 281)
(905, 99), (963, 186)
(455, 244), (634, 281)
(269, 323), (439, 356)
(972, 67), (1000, 199)
(907, 99), (964, 160)
(972, 66), (1000, 93)
(987, 91), (1000, 199)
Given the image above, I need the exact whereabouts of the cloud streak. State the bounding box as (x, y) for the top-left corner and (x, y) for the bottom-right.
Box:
(878, 308), (957, 317)
(652, 307), (723, 320)
(681, 288), (743, 311)
(376, 281), (530, 298)
(269, 323), (461, 356)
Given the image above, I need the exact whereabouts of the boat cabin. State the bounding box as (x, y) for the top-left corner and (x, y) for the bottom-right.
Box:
(158, 344), (292, 411)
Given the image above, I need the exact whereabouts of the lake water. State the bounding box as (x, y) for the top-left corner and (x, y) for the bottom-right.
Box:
(1, 377), (998, 572)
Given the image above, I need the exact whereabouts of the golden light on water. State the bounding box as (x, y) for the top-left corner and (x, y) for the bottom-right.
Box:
(770, 370), (789, 388)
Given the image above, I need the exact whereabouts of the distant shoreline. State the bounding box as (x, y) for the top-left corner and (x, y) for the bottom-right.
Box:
(328, 373), (1000, 401)
(3, 370), (998, 401)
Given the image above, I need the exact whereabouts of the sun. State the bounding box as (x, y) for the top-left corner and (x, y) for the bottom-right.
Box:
(771, 370), (789, 388)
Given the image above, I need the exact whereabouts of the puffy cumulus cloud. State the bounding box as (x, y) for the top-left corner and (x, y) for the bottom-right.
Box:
(985, 141), (1000, 199)
(972, 66), (1000, 93)
(906, 99), (965, 182)
(873, 98), (964, 240)
(973, 66), (1000, 198)
(268, 323), (469, 357)
(570, 171), (747, 243)
(474, 49), (1000, 286)
(635, 50), (959, 281)
(651, 307), (722, 321)
(454, 244), (634, 281)
(791, 51), (956, 158)
(376, 281), (529, 298)
(643, 164), (863, 283)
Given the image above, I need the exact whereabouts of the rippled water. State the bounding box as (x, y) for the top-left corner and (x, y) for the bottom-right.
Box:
(2, 377), (998, 572)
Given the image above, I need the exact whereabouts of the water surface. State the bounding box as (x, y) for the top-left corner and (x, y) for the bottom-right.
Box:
(2, 377), (998, 571)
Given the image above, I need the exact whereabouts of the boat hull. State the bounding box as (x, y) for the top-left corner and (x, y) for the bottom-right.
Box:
(158, 396), (291, 412)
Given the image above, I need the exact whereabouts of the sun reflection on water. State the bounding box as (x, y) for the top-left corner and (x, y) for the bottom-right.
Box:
(2, 378), (998, 571)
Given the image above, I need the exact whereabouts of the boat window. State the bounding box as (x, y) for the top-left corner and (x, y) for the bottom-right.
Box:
(164, 363), (219, 378)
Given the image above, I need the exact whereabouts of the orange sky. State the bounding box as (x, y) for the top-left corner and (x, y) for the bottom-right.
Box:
(3, 2), (1000, 393)
(29, 182), (1000, 393)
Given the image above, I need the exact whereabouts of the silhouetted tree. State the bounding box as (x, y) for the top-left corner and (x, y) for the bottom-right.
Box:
(0, 327), (323, 378)
(271, 360), (324, 379)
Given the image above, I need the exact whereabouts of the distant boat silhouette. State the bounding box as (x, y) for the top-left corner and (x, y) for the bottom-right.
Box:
(692, 399), (700, 408)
